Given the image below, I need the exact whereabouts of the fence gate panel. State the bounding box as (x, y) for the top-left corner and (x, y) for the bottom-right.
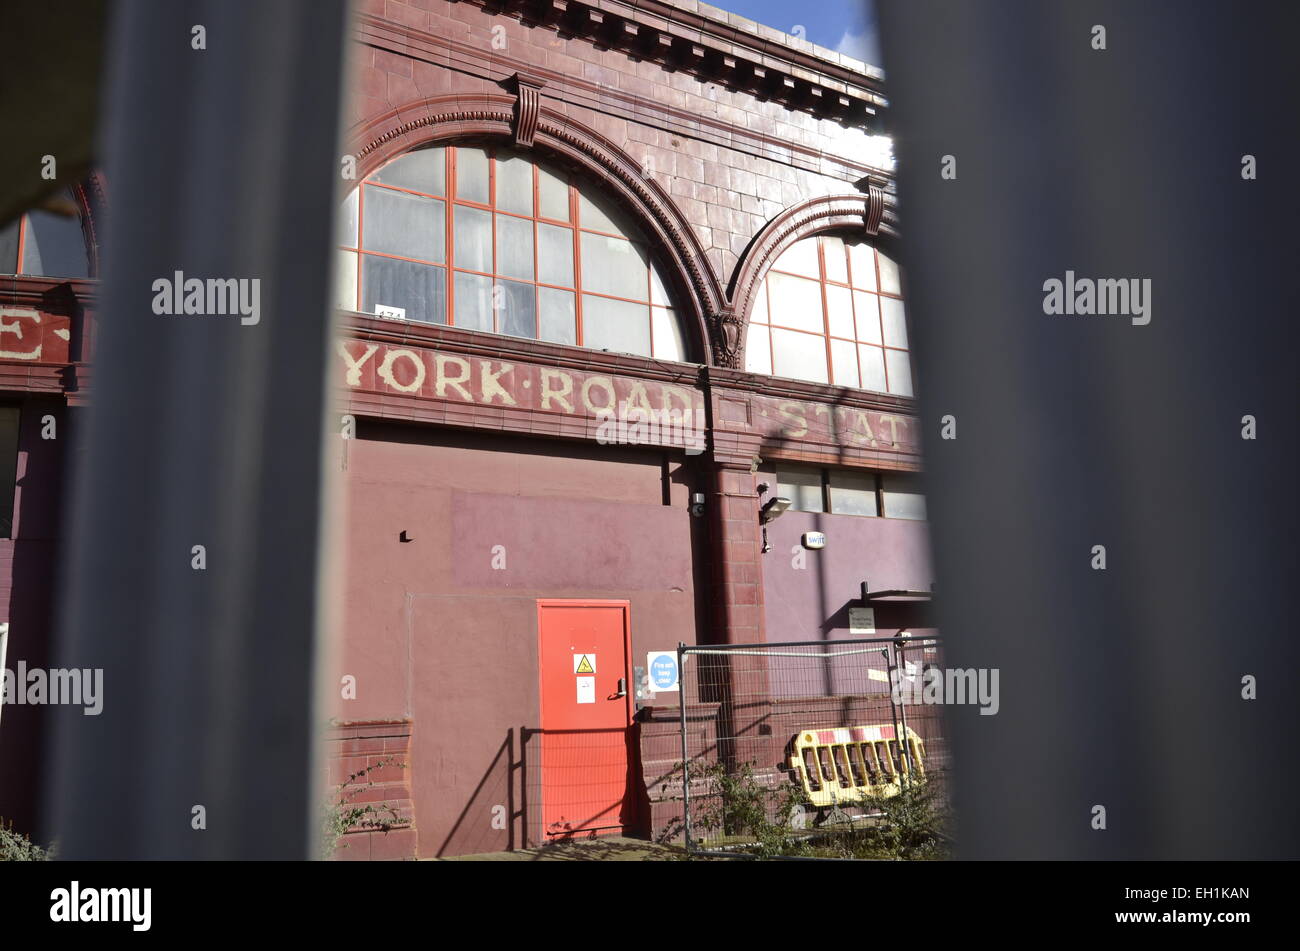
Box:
(677, 637), (952, 857)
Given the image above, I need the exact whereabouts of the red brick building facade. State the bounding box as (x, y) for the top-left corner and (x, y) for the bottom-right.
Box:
(0, 0), (931, 858)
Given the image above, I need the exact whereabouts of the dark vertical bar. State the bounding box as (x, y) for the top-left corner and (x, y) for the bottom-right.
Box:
(45, 0), (351, 858)
(878, 0), (1299, 858)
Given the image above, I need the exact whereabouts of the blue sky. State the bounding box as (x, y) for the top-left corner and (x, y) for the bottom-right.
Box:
(711, 0), (881, 67)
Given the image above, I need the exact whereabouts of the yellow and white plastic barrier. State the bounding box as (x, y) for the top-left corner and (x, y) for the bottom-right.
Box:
(789, 724), (925, 806)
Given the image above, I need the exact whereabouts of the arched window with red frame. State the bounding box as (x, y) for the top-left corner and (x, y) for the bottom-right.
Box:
(744, 232), (912, 396)
(336, 143), (692, 362)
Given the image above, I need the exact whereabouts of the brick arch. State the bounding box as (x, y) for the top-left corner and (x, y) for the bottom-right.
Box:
(348, 94), (726, 366)
(725, 194), (901, 370)
(71, 171), (108, 279)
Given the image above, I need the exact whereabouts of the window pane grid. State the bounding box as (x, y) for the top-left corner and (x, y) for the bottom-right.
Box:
(754, 233), (910, 395)
(343, 145), (686, 360)
(772, 465), (925, 521)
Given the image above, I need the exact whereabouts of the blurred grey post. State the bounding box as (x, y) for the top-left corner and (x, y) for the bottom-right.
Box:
(878, 0), (1298, 858)
(46, 0), (351, 858)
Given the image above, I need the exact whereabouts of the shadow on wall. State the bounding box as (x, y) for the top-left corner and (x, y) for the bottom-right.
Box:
(438, 724), (650, 858)
(436, 730), (516, 857)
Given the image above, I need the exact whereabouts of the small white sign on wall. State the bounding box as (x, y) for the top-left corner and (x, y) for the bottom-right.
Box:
(646, 651), (679, 693)
(849, 607), (876, 634)
(575, 677), (596, 704)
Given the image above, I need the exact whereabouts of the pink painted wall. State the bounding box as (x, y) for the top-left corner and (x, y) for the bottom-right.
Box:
(761, 508), (934, 643)
(331, 422), (703, 856)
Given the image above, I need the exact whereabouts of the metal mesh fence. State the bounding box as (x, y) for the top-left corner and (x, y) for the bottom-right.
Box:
(524, 726), (640, 846)
(677, 636), (951, 857)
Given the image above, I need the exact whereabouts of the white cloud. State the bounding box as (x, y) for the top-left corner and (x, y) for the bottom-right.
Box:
(834, 27), (881, 67)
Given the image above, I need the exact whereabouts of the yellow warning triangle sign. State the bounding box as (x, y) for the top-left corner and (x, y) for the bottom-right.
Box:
(575, 655), (594, 674)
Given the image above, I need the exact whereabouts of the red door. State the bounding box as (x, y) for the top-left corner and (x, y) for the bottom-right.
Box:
(537, 600), (635, 839)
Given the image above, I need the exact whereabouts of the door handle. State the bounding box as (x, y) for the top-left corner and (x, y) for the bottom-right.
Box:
(613, 677), (627, 699)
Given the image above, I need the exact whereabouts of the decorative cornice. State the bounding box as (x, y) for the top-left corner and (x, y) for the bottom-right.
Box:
(0, 274), (97, 310)
(444, 0), (886, 129)
(0, 363), (69, 395)
(354, 103), (513, 162)
(354, 13), (894, 185)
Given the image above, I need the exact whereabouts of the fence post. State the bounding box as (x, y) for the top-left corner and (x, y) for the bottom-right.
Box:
(881, 646), (905, 784)
(894, 638), (916, 779)
(678, 642), (690, 851)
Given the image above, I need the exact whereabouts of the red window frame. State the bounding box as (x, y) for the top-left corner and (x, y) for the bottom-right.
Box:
(750, 233), (912, 396)
(2, 210), (89, 278)
(340, 145), (683, 359)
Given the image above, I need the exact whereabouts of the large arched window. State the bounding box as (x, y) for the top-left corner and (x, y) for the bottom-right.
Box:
(336, 144), (691, 362)
(744, 233), (912, 396)
(0, 187), (91, 279)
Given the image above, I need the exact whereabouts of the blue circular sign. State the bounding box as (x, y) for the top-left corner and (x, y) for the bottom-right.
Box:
(650, 653), (678, 690)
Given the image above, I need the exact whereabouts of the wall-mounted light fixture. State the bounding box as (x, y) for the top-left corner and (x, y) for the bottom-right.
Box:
(756, 482), (792, 553)
(760, 496), (791, 524)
